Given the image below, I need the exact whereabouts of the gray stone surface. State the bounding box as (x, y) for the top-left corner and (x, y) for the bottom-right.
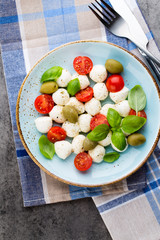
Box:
(0, 1), (159, 240)
(137, 0), (160, 47)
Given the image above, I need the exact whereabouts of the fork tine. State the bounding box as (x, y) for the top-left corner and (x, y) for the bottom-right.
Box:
(100, 0), (120, 18)
(88, 5), (110, 27)
(91, 3), (111, 24)
(95, 0), (114, 20)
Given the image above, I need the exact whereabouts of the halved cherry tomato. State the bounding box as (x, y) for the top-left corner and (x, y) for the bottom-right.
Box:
(74, 152), (92, 171)
(90, 114), (110, 130)
(34, 94), (54, 114)
(75, 86), (93, 102)
(129, 109), (147, 119)
(73, 56), (93, 75)
(47, 126), (66, 143)
(106, 74), (124, 92)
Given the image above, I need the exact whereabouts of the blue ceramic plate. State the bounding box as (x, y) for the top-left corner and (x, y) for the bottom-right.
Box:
(16, 41), (160, 187)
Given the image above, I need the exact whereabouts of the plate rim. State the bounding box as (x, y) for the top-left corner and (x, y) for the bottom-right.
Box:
(16, 40), (160, 187)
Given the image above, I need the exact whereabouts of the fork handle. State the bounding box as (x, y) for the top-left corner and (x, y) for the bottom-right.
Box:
(144, 54), (160, 82)
(138, 48), (160, 82)
(129, 37), (160, 67)
(138, 46), (160, 67)
(138, 48), (160, 83)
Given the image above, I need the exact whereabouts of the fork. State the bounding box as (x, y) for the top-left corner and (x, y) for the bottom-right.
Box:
(88, 0), (160, 79)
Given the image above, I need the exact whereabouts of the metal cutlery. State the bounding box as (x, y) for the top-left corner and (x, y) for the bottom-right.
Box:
(109, 0), (160, 81)
(88, 0), (160, 80)
(138, 48), (160, 81)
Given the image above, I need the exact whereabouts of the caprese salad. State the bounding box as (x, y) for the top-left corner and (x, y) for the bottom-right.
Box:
(34, 56), (147, 172)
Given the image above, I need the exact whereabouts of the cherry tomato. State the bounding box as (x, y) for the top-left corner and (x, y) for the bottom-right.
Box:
(74, 152), (92, 171)
(73, 56), (93, 75)
(90, 114), (110, 130)
(34, 94), (54, 114)
(47, 126), (66, 143)
(129, 109), (147, 119)
(106, 74), (124, 92)
(75, 86), (93, 102)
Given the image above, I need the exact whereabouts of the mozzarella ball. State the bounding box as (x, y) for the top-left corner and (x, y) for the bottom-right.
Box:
(62, 121), (80, 138)
(100, 104), (116, 117)
(98, 131), (112, 147)
(89, 145), (105, 163)
(89, 65), (107, 83)
(111, 140), (128, 152)
(78, 113), (92, 133)
(72, 135), (85, 154)
(66, 97), (85, 114)
(115, 100), (131, 117)
(93, 83), (108, 100)
(85, 98), (101, 116)
(52, 88), (69, 105)
(56, 69), (71, 87)
(110, 86), (129, 103)
(72, 73), (90, 90)
(35, 117), (52, 133)
(55, 141), (72, 159)
(49, 105), (66, 123)
(78, 114), (92, 133)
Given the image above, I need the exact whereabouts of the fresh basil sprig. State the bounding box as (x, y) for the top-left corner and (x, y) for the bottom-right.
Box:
(111, 130), (126, 151)
(38, 135), (55, 159)
(107, 108), (122, 128)
(67, 78), (80, 96)
(103, 152), (120, 163)
(128, 85), (146, 114)
(41, 66), (63, 83)
(87, 124), (109, 142)
(121, 115), (146, 134)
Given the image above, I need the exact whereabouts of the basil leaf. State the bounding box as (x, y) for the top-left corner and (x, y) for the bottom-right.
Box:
(111, 131), (126, 151)
(87, 124), (109, 142)
(67, 78), (80, 96)
(107, 108), (122, 128)
(128, 85), (146, 114)
(121, 115), (146, 134)
(103, 152), (120, 163)
(38, 135), (55, 159)
(111, 127), (121, 132)
(41, 66), (63, 83)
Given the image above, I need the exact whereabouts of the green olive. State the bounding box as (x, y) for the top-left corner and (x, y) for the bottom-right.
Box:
(40, 81), (58, 94)
(105, 59), (123, 73)
(62, 106), (78, 123)
(83, 137), (98, 151)
(127, 133), (146, 146)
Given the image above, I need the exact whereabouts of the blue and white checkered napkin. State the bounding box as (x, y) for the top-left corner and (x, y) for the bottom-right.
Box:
(0, 0), (160, 239)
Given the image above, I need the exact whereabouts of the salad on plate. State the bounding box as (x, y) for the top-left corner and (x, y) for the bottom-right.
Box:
(34, 56), (147, 172)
